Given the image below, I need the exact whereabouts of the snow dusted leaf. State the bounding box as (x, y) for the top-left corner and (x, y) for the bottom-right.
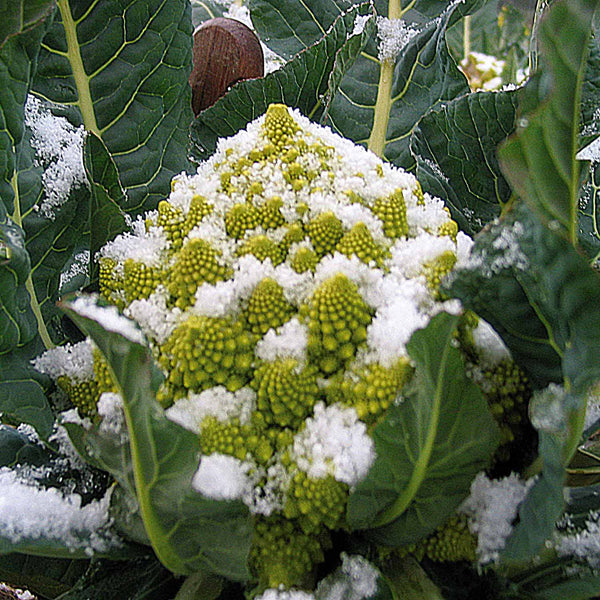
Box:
(347, 312), (499, 544)
(410, 89), (519, 236)
(83, 132), (128, 281)
(62, 297), (252, 580)
(326, 1), (476, 169)
(0, 424), (49, 467)
(32, 0), (193, 215)
(190, 2), (375, 158)
(498, 0), (598, 244)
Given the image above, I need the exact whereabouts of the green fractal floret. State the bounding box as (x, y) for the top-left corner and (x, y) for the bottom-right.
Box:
(242, 278), (294, 335)
(159, 315), (254, 402)
(303, 274), (372, 374)
(291, 246), (319, 273)
(156, 200), (185, 249)
(251, 359), (321, 428)
(236, 234), (285, 265)
(250, 516), (328, 589)
(371, 188), (408, 239)
(98, 257), (125, 309)
(423, 250), (457, 296)
(422, 514), (477, 563)
(123, 259), (161, 302)
(200, 416), (273, 464)
(57, 376), (99, 418)
(93, 348), (118, 396)
(307, 211), (344, 257)
(225, 203), (261, 239)
(263, 103), (300, 151)
(167, 238), (231, 309)
(336, 222), (388, 267)
(283, 470), (348, 534)
(327, 358), (413, 422)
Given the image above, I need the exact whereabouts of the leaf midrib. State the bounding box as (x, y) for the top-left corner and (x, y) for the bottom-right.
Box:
(371, 334), (451, 528)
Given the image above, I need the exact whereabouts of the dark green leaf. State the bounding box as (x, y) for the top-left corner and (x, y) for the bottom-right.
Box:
(502, 409), (569, 562)
(55, 556), (179, 600)
(247, 0), (342, 60)
(0, 553), (89, 600)
(410, 89), (519, 235)
(83, 132), (128, 281)
(0, 1), (56, 49)
(577, 160), (600, 263)
(0, 424), (49, 467)
(498, 0), (598, 244)
(0, 211), (37, 352)
(326, 2), (472, 169)
(32, 0), (193, 214)
(62, 298), (252, 580)
(347, 312), (499, 545)
(191, 1), (227, 26)
(0, 339), (54, 439)
(190, 2), (375, 158)
(448, 206), (564, 389)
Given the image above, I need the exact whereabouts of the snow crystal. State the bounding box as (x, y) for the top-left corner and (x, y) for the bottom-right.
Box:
(389, 231), (455, 279)
(166, 386), (256, 432)
(192, 453), (252, 500)
(68, 295), (145, 345)
(32, 340), (94, 382)
(0, 584), (36, 600)
(460, 472), (533, 564)
(316, 553), (378, 600)
(556, 511), (600, 568)
(376, 17), (418, 62)
(257, 589), (315, 600)
(529, 384), (568, 434)
(577, 137), (600, 163)
(255, 318), (308, 363)
(292, 403), (375, 487)
(0, 467), (120, 554)
(471, 319), (511, 367)
(24, 95), (87, 220)
(125, 288), (182, 344)
(97, 392), (126, 440)
(59, 250), (90, 293)
(351, 14), (372, 38)
(99, 225), (169, 268)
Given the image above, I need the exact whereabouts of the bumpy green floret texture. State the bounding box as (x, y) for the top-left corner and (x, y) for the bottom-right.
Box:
(372, 189), (408, 239)
(327, 358), (413, 422)
(168, 239), (231, 309)
(251, 359), (320, 428)
(242, 278), (294, 335)
(159, 316), (254, 402)
(123, 259), (161, 302)
(82, 103), (475, 591)
(422, 514), (477, 562)
(284, 470), (348, 533)
(250, 516), (327, 589)
(57, 376), (99, 418)
(303, 274), (372, 374)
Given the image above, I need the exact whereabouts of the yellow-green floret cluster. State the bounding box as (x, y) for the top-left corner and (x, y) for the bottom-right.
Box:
(35, 105), (482, 590)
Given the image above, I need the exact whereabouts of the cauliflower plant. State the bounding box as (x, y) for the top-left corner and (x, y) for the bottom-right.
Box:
(34, 105), (529, 590)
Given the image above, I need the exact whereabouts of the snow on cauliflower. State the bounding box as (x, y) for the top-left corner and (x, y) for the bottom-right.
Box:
(35, 104), (476, 590)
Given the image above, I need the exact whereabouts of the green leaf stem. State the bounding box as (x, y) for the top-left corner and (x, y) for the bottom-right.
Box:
(347, 312), (499, 545)
(62, 298), (252, 580)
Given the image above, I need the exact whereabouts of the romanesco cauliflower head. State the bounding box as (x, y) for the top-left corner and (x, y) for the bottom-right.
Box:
(36, 104), (480, 589)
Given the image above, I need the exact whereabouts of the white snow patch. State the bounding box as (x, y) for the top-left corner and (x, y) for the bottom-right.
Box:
(255, 318), (308, 363)
(166, 386), (256, 432)
(471, 319), (511, 367)
(556, 511), (600, 568)
(0, 467), (120, 555)
(68, 295), (145, 345)
(192, 454), (252, 500)
(97, 392), (126, 440)
(376, 17), (418, 62)
(292, 403), (375, 487)
(460, 472), (533, 564)
(316, 553), (378, 600)
(32, 340), (94, 382)
(24, 95), (87, 220)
